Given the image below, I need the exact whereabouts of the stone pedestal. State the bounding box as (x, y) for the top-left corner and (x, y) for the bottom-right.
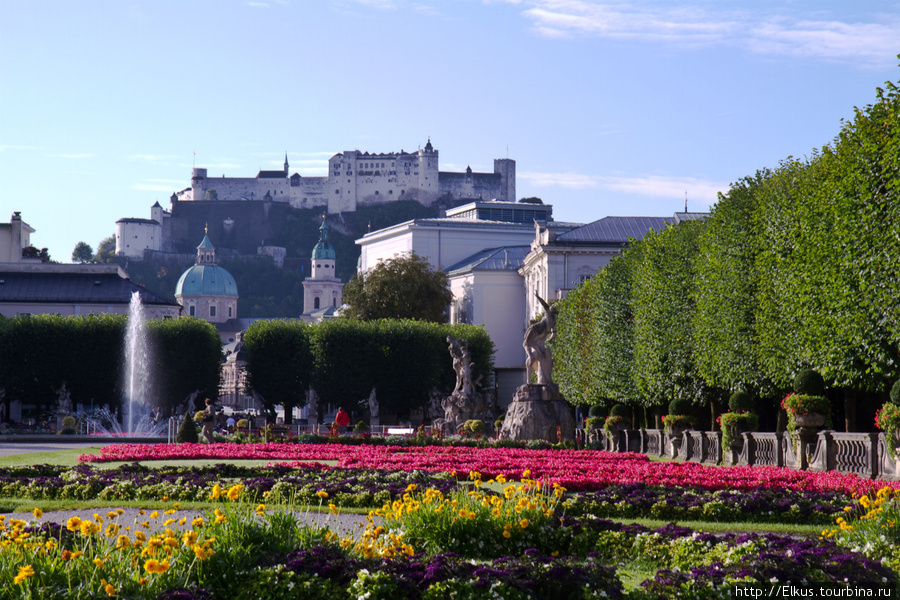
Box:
(500, 383), (575, 442)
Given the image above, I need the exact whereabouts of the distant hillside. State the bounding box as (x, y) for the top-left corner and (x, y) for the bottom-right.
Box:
(119, 201), (440, 318)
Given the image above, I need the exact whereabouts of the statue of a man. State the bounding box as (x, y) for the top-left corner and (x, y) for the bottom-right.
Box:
(56, 382), (73, 414)
(448, 336), (476, 397)
(367, 387), (379, 418)
(523, 294), (558, 385)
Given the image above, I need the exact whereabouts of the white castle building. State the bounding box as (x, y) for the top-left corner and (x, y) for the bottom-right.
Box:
(176, 140), (515, 213)
(117, 140), (515, 259)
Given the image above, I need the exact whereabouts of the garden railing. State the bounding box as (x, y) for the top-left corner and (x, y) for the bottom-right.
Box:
(600, 428), (899, 480)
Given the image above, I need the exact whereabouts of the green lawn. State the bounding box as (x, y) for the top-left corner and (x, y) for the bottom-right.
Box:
(0, 446), (337, 469)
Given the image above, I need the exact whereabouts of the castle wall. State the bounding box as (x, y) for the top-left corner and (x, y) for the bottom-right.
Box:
(183, 146), (512, 215)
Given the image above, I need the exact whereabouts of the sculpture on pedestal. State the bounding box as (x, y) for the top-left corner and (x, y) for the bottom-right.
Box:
(434, 336), (485, 434)
(523, 295), (558, 385)
(366, 387), (380, 428)
(501, 294), (575, 442)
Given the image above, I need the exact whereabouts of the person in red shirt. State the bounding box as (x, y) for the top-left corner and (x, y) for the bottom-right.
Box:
(334, 407), (350, 433)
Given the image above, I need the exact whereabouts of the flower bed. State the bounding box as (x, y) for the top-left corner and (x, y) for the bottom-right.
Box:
(2, 475), (897, 599)
(80, 442), (900, 497)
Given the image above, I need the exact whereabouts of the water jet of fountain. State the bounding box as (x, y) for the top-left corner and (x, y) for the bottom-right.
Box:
(123, 291), (152, 435)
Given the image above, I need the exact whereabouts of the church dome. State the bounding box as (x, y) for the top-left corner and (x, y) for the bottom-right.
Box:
(311, 221), (336, 260)
(175, 264), (238, 297)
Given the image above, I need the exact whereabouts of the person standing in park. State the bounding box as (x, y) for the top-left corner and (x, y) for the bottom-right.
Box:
(202, 398), (216, 443)
(334, 406), (350, 434)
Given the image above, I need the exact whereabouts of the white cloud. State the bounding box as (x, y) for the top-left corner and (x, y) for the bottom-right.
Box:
(520, 169), (727, 204)
(509, 1), (900, 67)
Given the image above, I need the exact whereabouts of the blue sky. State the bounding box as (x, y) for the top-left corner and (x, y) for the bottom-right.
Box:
(1, 0), (898, 262)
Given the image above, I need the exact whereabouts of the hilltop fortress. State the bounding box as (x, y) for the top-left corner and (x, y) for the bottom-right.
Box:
(177, 140), (515, 212)
(117, 141), (515, 259)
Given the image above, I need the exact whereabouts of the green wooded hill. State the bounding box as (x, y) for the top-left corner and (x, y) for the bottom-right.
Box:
(118, 201), (441, 318)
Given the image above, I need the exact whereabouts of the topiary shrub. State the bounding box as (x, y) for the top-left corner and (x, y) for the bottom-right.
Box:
(729, 391), (755, 413)
(588, 405), (607, 418)
(58, 415), (78, 435)
(176, 411), (199, 444)
(793, 369), (825, 396)
(668, 398), (692, 416)
(236, 418), (249, 429)
(609, 404), (629, 418)
(890, 380), (900, 406)
(463, 420), (485, 435)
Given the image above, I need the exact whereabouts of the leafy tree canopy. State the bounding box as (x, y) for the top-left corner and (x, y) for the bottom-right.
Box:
(342, 253), (453, 322)
(72, 241), (94, 263)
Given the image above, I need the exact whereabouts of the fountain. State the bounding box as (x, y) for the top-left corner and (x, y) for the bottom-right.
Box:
(121, 291), (158, 436)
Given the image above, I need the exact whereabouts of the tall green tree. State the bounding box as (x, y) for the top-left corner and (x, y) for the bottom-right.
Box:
(308, 319), (493, 420)
(71, 242), (94, 263)
(694, 173), (772, 397)
(632, 220), (710, 408)
(242, 320), (313, 424)
(342, 253), (452, 322)
(147, 318), (222, 415)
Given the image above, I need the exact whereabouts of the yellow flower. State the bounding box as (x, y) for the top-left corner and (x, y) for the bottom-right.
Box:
(316, 490), (329, 499)
(226, 484), (243, 501)
(80, 520), (101, 536)
(329, 503), (339, 516)
(255, 504), (266, 515)
(214, 509), (226, 524)
(210, 484), (223, 500)
(31, 508), (42, 520)
(13, 565), (35, 585)
(101, 578), (116, 597)
(143, 558), (170, 574)
(405, 484), (418, 493)
(93, 558), (105, 569)
(193, 517), (205, 528)
(192, 544), (215, 560)
(502, 530), (511, 538)
(150, 511), (159, 519)
(106, 511), (119, 519)
(519, 518), (530, 529)
(183, 531), (199, 547)
(522, 470), (531, 479)
(66, 516), (82, 531)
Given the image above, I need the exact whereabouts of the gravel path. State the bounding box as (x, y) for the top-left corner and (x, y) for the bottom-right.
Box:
(7, 507), (372, 539)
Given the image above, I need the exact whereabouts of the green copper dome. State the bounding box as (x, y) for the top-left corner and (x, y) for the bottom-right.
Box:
(311, 221), (336, 260)
(175, 264), (238, 297)
(175, 229), (238, 297)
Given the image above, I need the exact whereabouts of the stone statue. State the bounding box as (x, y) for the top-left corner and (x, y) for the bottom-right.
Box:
(433, 337), (484, 434)
(448, 336), (479, 397)
(500, 294), (575, 443)
(367, 387), (379, 418)
(306, 387), (319, 425)
(523, 294), (558, 385)
(55, 382), (73, 415)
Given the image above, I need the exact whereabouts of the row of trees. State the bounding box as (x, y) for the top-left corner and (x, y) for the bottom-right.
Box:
(0, 315), (222, 421)
(554, 76), (900, 431)
(243, 319), (494, 423)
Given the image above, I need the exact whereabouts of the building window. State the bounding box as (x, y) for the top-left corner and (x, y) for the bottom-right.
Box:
(314, 297), (320, 309)
(210, 305), (217, 317)
(228, 306), (233, 318)
(189, 305), (195, 317)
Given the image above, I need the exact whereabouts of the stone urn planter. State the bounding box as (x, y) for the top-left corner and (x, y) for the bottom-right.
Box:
(794, 413), (826, 428)
(666, 426), (689, 458)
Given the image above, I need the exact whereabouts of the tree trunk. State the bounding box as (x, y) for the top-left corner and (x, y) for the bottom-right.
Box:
(843, 388), (857, 432)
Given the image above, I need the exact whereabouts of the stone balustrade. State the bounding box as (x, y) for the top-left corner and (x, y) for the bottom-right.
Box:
(593, 428), (899, 479)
